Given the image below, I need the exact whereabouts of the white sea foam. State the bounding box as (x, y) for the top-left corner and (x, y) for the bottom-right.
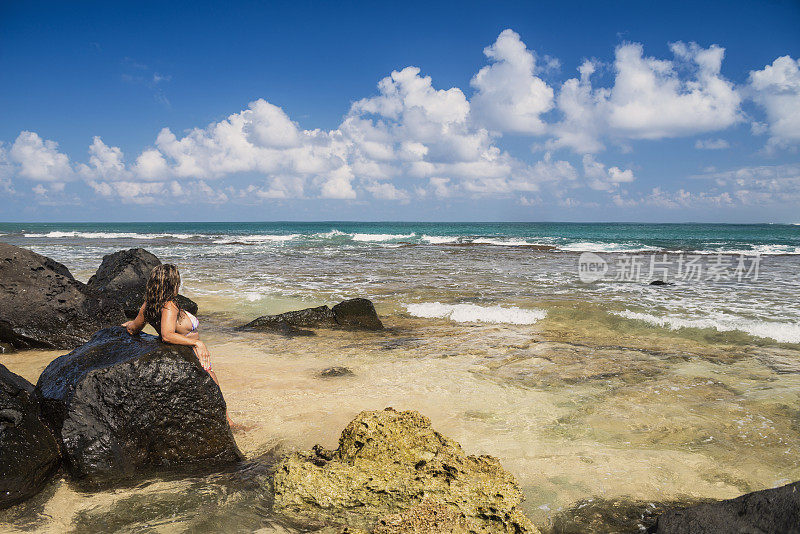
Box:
(212, 234), (299, 244)
(612, 310), (800, 344)
(470, 238), (532, 246)
(351, 233), (415, 242)
(312, 229), (348, 239)
(406, 302), (547, 325)
(559, 241), (660, 253)
(691, 244), (800, 255)
(420, 235), (460, 244)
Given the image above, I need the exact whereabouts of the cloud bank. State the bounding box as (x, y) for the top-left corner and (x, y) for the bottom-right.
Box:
(1, 29), (798, 211)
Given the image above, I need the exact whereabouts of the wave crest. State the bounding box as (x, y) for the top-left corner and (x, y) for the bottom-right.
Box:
(405, 302), (547, 324)
(612, 310), (800, 344)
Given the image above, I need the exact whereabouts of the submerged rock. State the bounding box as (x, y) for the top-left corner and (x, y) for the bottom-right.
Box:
(317, 367), (355, 378)
(0, 364), (61, 509)
(649, 280), (673, 286)
(273, 407), (536, 533)
(87, 248), (198, 319)
(549, 496), (700, 533)
(240, 298), (383, 334)
(650, 480), (800, 533)
(0, 242), (126, 349)
(34, 327), (242, 486)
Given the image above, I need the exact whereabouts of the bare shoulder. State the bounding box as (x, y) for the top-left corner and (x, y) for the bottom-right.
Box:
(162, 300), (179, 314)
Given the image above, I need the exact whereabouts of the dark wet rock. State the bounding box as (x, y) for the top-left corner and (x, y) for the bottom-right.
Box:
(649, 480), (800, 534)
(34, 327), (242, 486)
(87, 248), (198, 319)
(273, 407), (537, 533)
(174, 294), (198, 315)
(241, 305), (336, 331)
(317, 367), (354, 378)
(0, 242), (126, 349)
(548, 497), (704, 534)
(649, 280), (673, 286)
(0, 364), (61, 509)
(0, 342), (14, 354)
(240, 298), (383, 334)
(332, 298), (383, 330)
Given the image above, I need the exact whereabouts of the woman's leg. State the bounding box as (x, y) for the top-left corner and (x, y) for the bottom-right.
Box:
(193, 336), (239, 430)
(205, 368), (235, 427)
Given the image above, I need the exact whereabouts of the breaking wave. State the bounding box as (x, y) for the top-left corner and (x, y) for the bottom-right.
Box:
(405, 302), (547, 325)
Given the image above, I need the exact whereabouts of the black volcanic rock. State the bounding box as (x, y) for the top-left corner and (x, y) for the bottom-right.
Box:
(332, 298), (383, 330)
(650, 480), (800, 534)
(34, 327), (242, 486)
(0, 364), (61, 509)
(0, 242), (126, 349)
(242, 305), (336, 331)
(240, 298), (383, 334)
(87, 248), (198, 319)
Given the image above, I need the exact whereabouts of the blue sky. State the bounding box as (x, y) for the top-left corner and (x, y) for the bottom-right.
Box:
(1, 0), (799, 222)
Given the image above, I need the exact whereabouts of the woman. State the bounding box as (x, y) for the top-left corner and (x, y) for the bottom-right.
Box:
(122, 264), (234, 427)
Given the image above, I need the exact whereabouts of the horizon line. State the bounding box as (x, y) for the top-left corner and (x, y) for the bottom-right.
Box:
(0, 220), (797, 226)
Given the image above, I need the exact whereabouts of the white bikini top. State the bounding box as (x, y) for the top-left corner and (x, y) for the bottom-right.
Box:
(183, 310), (199, 332)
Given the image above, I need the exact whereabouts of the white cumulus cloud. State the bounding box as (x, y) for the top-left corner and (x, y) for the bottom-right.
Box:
(550, 42), (742, 152)
(4, 29), (798, 212)
(582, 154), (635, 190)
(748, 55), (800, 150)
(470, 29), (554, 135)
(8, 131), (74, 182)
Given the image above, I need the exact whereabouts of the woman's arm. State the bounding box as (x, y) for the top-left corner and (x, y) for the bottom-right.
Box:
(159, 302), (211, 368)
(122, 303), (147, 335)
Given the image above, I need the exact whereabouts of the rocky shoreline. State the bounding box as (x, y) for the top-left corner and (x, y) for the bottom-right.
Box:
(1, 242), (799, 532)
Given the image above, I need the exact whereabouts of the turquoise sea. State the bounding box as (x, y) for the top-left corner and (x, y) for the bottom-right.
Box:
(1, 221), (799, 254)
(1, 221), (799, 345)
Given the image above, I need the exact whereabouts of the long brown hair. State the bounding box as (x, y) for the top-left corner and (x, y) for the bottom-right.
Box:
(143, 264), (182, 330)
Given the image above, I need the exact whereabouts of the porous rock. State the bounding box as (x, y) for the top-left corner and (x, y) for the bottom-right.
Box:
(273, 407), (537, 533)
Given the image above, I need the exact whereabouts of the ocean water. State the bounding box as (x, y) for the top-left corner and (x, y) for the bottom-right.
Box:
(2, 222), (799, 344)
(1, 222), (800, 532)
